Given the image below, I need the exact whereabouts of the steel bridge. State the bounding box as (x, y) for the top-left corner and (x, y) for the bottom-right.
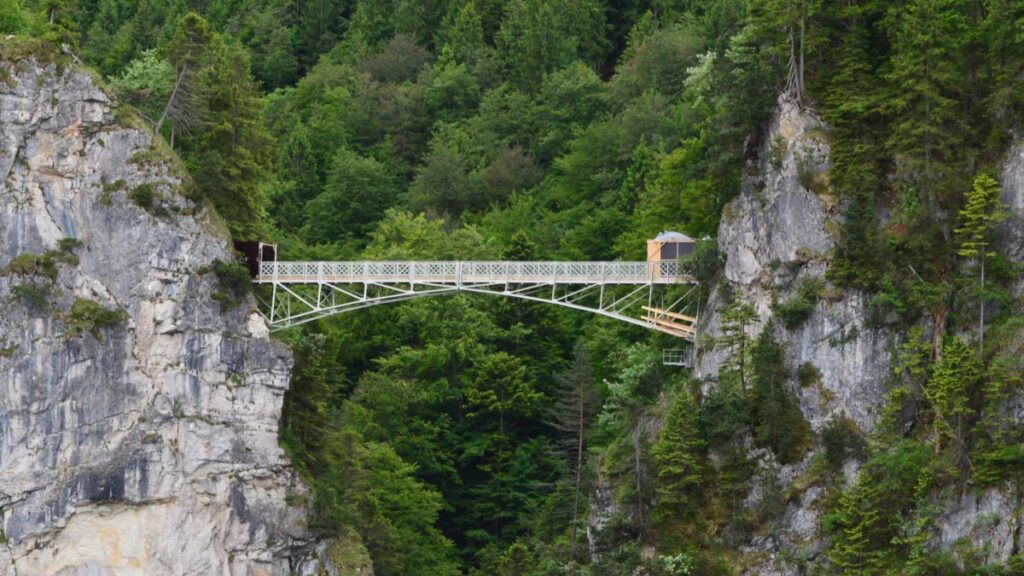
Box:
(254, 261), (700, 339)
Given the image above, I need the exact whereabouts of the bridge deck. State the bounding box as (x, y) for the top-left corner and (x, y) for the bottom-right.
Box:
(257, 261), (695, 285)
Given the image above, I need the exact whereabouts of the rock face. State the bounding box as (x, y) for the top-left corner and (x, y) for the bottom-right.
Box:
(689, 95), (1024, 574)
(696, 95), (894, 434)
(999, 141), (1024, 297)
(0, 52), (316, 574)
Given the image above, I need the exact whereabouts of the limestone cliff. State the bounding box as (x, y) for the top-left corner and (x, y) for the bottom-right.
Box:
(696, 95), (894, 434)
(690, 95), (1024, 573)
(0, 46), (317, 574)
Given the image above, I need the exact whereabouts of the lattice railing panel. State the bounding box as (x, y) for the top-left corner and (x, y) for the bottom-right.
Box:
(259, 261), (693, 285)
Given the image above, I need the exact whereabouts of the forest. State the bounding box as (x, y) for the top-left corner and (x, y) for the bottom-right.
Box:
(3, 0), (1024, 574)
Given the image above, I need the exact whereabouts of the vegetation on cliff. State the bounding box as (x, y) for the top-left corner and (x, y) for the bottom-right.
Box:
(5, 0), (1024, 574)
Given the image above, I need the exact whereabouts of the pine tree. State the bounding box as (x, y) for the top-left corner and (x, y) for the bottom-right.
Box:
(466, 351), (542, 443)
(883, 0), (969, 209)
(39, 0), (78, 46)
(955, 172), (1007, 352)
(718, 302), (758, 391)
(749, 329), (810, 464)
(973, 358), (1024, 485)
(926, 336), (982, 469)
(652, 386), (704, 543)
(155, 11), (216, 151)
(187, 29), (272, 239)
(549, 342), (596, 552)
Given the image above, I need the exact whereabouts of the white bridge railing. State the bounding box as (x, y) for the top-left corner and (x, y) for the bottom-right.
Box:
(257, 261), (693, 285)
(255, 260), (698, 340)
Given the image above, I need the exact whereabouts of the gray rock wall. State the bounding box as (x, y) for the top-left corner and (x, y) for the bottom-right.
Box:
(693, 95), (1024, 575)
(691, 95), (893, 575)
(0, 55), (316, 574)
(1000, 141), (1024, 297)
(696, 95), (894, 434)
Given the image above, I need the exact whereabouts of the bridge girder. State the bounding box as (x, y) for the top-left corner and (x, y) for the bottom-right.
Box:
(255, 261), (699, 339)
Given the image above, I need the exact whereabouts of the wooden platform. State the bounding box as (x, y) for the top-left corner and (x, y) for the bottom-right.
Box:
(642, 306), (697, 338)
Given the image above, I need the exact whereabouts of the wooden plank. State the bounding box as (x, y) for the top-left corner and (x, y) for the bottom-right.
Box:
(642, 314), (696, 331)
(649, 324), (695, 340)
(641, 315), (696, 334)
(642, 306), (697, 323)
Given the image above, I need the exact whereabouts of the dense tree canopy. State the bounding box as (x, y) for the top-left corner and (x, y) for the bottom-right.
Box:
(9, 0), (1024, 572)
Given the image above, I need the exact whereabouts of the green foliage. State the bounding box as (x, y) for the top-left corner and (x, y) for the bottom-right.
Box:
(973, 357), (1024, 486)
(495, 0), (606, 90)
(821, 416), (866, 471)
(25, 0), (1024, 570)
(717, 302), (758, 391)
(301, 149), (399, 244)
(57, 237), (81, 251)
(825, 440), (933, 573)
(109, 50), (174, 124)
(956, 173), (1006, 261)
(597, 344), (662, 434)
(796, 362), (820, 388)
(129, 183), (160, 212)
(10, 283), (52, 311)
(2, 250), (78, 282)
(883, 0), (969, 206)
(64, 298), (128, 340)
(0, 0), (31, 35)
(185, 30), (271, 240)
(773, 278), (823, 329)
(955, 172), (1009, 349)
(313, 429), (460, 576)
(926, 336), (982, 467)
(652, 388), (705, 545)
(209, 258), (253, 310)
(748, 329), (811, 464)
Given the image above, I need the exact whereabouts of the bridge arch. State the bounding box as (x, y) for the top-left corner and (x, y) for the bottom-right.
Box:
(254, 261), (699, 340)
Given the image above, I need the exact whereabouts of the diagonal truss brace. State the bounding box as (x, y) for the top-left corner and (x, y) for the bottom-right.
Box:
(258, 276), (698, 340)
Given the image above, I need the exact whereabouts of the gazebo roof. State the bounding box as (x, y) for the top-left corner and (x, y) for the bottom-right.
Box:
(652, 230), (694, 243)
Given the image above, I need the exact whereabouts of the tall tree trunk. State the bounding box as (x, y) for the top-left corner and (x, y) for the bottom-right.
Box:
(633, 426), (643, 527)
(931, 306), (948, 362)
(156, 53), (191, 137)
(571, 377), (584, 550)
(979, 256), (985, 354)
(798, 6), (806, 99)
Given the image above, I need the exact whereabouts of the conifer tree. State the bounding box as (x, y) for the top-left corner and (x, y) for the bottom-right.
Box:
(39, 0), (78, 45)
(159, 12), (215, 141)
(438, 1), (486, 66)
(955, 172), (1007, 352)
(718, 302), (758, 391)
(652, 386), (704, 543)
(884, 0), (969, 209)
(926, 336), (981, 468)
(749, 329), (810, 464)
(550, 342), (596, 551)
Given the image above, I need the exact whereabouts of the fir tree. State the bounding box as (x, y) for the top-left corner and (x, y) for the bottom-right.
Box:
(955, 172), (1007, 352)
(926, 336), (981, 469)
(549, 342), (596, 552)
(883, 0), (969, 209)
(652, 386), (705, 544)
(748, 329), (810, 464)
(718, 302), (758, 391)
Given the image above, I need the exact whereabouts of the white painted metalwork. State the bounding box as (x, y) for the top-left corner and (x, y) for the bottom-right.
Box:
(662, 349), (692, 366)
(254, 261), (699, 339)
